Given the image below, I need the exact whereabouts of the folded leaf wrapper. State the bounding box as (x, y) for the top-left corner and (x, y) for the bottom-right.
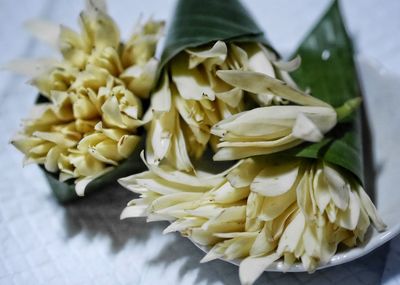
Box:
(159, 0), (363, 184)
(290, 1), (364, 184)
(159, 0), (271, 73)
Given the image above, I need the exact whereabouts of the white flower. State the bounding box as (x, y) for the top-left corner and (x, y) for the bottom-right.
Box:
(211, 104), (337, 160)
(119, 155), (385, 285)
(10, 3), (163, 195)
(146, 41), (301, 171)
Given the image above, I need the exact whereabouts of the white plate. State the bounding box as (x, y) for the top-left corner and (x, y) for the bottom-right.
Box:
(191, 55), (400, 272)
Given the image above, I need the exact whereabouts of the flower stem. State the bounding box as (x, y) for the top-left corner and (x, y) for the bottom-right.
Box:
(335, 97), (362, 122)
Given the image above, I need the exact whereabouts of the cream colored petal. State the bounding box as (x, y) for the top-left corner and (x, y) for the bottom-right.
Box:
(121, 20), (164, 67)
(11, 135), (43, 155)
(213, 140), (301, 161)
(174, 96), (211, 145)
(224, 236), (255, 260)
(85, 0), (107, 13)
(171, 53), (215, 101)
(148, 114), (173, 163)
(239, 253), (281, 285)
(259, 187), (296, 221)
(150, 192), (204, 212)
(188, 228), (220, 246)
(59, 25), (88, 68)
(71, 64), (109, 91)
(155, 200), (206, 219)
(273, 55), (301, 72)
(75, 166), (114, 196)
(242, 43), (275, 77)
(31, 66), (77, 98)
(336, 190), (360, 230)
(292, 112), (324, 142)
(94, 121), (125, 141)
(354, 206), (371, 242)
(120, 205), (148, 219)
(185, 205), (223, 219)
(79, 9), (120, 51)
(93, 138), (125, 161)
(200, 240), (229, 263)
(25, 19), (60, 48)
(150, 71), (172, 112)
(59, 171), (75, 182)
(216, 133), (297, 149)
(326, 201), (338, 223)
(73, 94), (98, 120)
(29, 141), (53, 155)
(214, 232), (258, 239)
(101, 95), (126, 128)
(215, 87), (243, 108)
(313, 168), (331, 213)
(303, 224), (320, 258)
(227, 158), (264, 188)
(213, 106), (335, 139)
(163, 217), (206, 234)
(204, 206), (246, 227)
(181, 123), (207, 160)
(216, 70), (330, 107)
(186, 40), (227, 69)
(50, 90), (73, 119)
(296, 170), (317, 221)
(142, 151), (224, 187)
(57, 153), (74, 176)
(4, 58), (58, 77)
(118, 135), (140, 158)
(212, 181), (249, 204)
(33, 131), (77, 148)
(165, 119), (194, 172)
(276, 210), (306, 254)
(89, 47), (123, 75)
(78, 132), (107, 151)
(201, 221), (244, 234)
(119, 171), (178, 195)
(227, 44), (248, 70)
(323, 164), (350, 210)
(246, 192), (264, 220)
(121, 58), (158, 99)
(44, 146), (62, 172)
(251, 160), (300, 197)
(357, 185), (387, 231)
(270, 202), (298, 240)
(250, 222), (276, 256)
(69, 152), (105, 177)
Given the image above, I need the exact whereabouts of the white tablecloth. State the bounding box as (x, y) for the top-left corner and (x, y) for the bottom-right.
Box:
(1, 1), (399, 284)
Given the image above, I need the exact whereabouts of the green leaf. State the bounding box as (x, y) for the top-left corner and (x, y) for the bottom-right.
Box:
(290, 1), (364, 183)
(158, 0), (270, 73)
(35, 95), (147, 204)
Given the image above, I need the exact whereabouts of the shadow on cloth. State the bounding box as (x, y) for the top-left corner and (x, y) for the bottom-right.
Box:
(62, 182), (166, 252)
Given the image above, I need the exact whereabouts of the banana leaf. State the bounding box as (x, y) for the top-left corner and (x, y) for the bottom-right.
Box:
(290, 0), (364, 183)
(158, 0), (270, 73)
(35, 95), (146, 204)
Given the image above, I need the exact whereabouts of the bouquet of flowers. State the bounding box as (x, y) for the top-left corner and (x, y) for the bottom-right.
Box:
(118, 0), (385, 284)
(10, 0), (164, 202)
